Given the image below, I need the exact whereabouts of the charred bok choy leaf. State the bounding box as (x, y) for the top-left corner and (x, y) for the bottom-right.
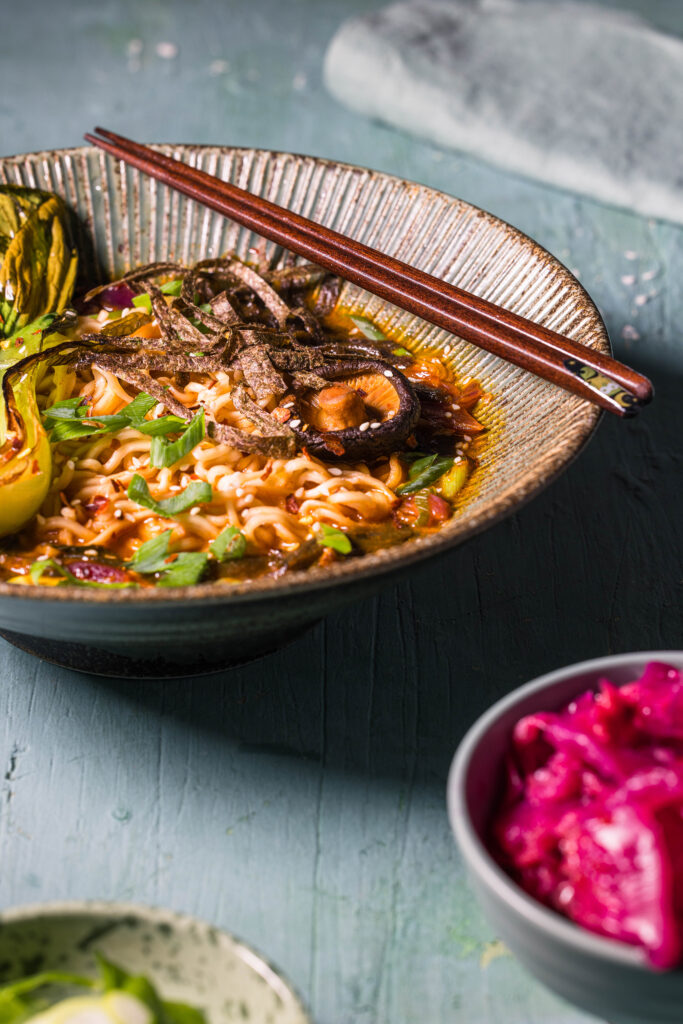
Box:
(0, 314), (79, 537)
(0, 953), (206, 1024)
(0, 185), (77, 338)
(0, 185), (79, 537)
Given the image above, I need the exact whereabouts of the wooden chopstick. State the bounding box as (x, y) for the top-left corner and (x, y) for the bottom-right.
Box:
(85, 128), (653, 417)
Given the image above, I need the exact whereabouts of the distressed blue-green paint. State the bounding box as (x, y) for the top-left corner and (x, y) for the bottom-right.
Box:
(1, 2), (682, 1023)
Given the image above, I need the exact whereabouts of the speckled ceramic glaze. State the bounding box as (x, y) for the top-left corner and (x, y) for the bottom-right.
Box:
(0, 146), (608, 676)
(0, 902), (310, 1024)
(448, 651), (683, 1024)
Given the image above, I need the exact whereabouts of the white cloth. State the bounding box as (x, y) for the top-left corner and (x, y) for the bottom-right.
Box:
(324, 0), (683, 223)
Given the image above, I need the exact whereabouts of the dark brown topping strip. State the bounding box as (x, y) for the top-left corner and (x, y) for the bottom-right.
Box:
(39, 257), (434, 464)
(239, 345), (287, 401)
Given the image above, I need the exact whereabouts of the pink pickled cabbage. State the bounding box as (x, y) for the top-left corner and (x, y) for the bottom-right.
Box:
(491, 662), (683, 968)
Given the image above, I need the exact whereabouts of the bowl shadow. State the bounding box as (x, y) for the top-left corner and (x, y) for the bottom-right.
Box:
(90, 353), (683, 786)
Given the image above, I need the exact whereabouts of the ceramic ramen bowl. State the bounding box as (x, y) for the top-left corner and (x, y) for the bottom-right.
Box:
(448, 651), (683, 1024)
(0, 145), (608, 677)
(0, 900), (310, 1024)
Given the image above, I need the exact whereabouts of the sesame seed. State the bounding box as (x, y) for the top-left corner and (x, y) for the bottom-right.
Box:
(359, 422), (370, 432)
(383, 370), (393, 378)
(155, 40), (178, 59)
(445, 412), (453, 418)
(443, 344), (451, 356)
(328, 467), (343, 476)
(370, 421), (381, 429)
(463, 434), (471, 442)
(113, 509), (124, 519)
(452, 404), (460, 411)
(189, 507), (201, 516)
(290, 418), (301, 428)
(66, 460), (75, 470)
(85, 548), (98, 556)
(235, 487), (243, 497)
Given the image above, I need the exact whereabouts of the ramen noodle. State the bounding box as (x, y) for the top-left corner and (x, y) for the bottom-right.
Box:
(0, 257), (487, 589)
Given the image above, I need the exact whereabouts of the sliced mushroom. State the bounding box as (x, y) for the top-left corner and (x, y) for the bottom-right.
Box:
(288, 359), (420, 461)
(300, 383), (367, 432)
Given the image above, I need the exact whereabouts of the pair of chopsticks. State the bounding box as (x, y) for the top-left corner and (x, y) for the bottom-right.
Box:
(84, 128), (653, 417)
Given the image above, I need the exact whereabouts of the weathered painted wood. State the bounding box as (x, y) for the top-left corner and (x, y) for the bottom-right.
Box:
(1, 2), (681, 1022)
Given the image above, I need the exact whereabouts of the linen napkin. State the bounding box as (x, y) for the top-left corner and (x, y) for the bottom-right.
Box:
(324, 0), (683, 223)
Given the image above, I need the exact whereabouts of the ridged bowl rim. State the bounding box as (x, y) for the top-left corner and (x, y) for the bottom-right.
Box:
(0, 144), (607, 606)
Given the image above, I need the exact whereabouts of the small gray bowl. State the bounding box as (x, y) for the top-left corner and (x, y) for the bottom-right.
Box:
(448, 651), (683, 1024)
(0, 901), (310, 1024)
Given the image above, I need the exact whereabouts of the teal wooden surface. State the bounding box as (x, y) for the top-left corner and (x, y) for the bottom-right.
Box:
(1, 2), (682, 1022)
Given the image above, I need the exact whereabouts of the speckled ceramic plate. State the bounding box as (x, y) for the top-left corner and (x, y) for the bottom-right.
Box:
(0, 902), (310, 1024)
(0, 146), (609, 676)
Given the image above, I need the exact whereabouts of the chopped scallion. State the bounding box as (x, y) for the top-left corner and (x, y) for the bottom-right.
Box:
(132, 293), (152, 313)
(126, 528), (209, 586)
(127, 474), (213, 518)
(396, 453), (454, 494)
(210, 525), (247, 561)
(317, 524), (352, 555)
(350, 314), (386, 341)
(150, 408), (205, 468)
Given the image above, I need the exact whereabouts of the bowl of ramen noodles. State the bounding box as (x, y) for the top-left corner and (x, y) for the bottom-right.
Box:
(0, 145), (608, 676)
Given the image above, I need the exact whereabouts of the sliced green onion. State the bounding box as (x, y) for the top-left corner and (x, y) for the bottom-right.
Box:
(439, 460), (469, 500)
(150, 408), (205, 468)
(157, 551), (209, 587)
(126, 530), (173, 573)
(412, 492), (432, 527)
(134, 415), (189, 437)
(317, 524), (352, 555)
(393, 346), (412, 357)
(44, 391), (184, 443)
(43, 397), (88, 424)
(396, 454), (454, 494)
(160, 278), (183, 296)
(50, 419), (108, 443)
(349, 314), (386, 341)
(125, 529), (209, 586)
(132, 293), (152, 313)
(127, 474), (213, 518)
(210, 525), (247, 561)
(122, 392), (157, 423)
